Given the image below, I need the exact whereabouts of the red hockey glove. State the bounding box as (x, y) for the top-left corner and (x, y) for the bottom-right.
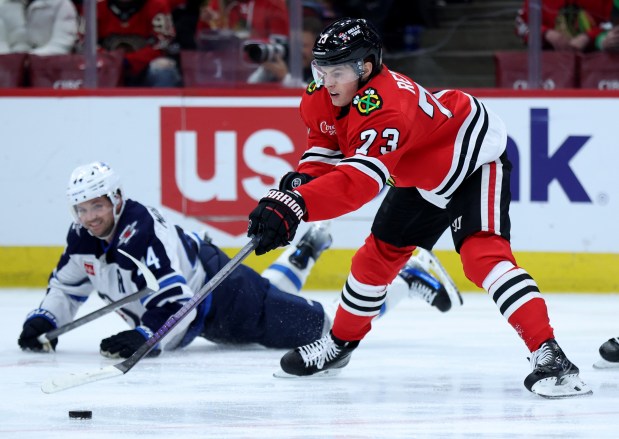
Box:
(248, 189), (306, 255)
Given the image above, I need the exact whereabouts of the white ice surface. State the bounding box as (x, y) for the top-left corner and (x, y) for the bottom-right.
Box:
(2, 289), (619, 438)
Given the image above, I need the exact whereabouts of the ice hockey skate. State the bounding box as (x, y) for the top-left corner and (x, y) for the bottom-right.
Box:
(398, 248), (463, 312)
(289, 221), (333, 270)
(593, 337), (619, 369)
(524, 338), (592, 398)
(274, 331), (359, 378)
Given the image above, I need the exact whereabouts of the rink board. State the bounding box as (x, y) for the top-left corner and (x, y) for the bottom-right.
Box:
(0, 89), (618, 291)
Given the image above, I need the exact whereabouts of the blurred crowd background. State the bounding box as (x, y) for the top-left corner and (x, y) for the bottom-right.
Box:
(0, 0), (618, 89)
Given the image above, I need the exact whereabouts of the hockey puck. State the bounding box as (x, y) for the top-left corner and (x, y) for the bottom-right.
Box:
(68, 410), (92, 419)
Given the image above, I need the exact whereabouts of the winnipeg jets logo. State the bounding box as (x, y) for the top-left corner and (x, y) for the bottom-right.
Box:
(452, 216), (462, 232)
(118, 221), (138, 246)
(353, 88), (383, 116)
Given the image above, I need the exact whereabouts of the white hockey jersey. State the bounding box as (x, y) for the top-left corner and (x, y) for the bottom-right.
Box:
(27, 199), (207, 350)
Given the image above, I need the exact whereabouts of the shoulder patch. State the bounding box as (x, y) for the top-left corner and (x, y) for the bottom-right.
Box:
(306, 80), (321, 95)
(118, 221), (138, 246)
(353, 88), (383, 116)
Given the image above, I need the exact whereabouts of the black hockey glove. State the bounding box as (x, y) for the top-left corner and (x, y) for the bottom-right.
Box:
(18, 316), (58, 352)
(248, 189), (306, 255)
(278, 172), (315, 191)
(100, 327), (161, 359)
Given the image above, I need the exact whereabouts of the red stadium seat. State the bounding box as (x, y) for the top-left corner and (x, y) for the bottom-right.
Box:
(579, 52), (619, 90)
(181, 32), (259, 87)
(0, 53), (27, 87)
(29, 52), (124, 88)
(494, 51), (578, 89)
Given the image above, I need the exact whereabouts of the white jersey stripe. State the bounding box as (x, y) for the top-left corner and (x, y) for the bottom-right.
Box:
(299, 146), (344, 166)
(337, 155), (390, 192)
(340, 272), (388, 317)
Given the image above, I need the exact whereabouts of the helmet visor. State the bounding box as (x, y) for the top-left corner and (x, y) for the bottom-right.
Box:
(73, 197), (114, 222)
(311, 60), (363, 86)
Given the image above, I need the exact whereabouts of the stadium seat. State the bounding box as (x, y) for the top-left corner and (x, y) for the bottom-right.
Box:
(0, 53), (27, 87)
(181, 31), (257, 87)
(494, 51), (578, 89)
(29, 52), (124, 88)
(579, 52), (619, 90)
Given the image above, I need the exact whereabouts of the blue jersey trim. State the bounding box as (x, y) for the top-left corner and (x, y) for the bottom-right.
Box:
(268, 263), (302, 291)
(67, 293), (89, 303)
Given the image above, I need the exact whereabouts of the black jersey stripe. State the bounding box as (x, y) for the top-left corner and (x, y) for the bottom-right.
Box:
(435, 97), (481, 196)
(339, 157), (389, 187)
(343, 280), (387, 302)
(300, 147), (345, 161)
(491, 273), (533, 302)
(463, 98), (489, 180)
(499, 285), (540, 316)
(341, 294), (385, 313)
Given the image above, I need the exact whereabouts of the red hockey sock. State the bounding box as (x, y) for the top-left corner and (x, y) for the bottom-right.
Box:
(460, 233), (554, 352)
(507, 298), (554, 352)
(331, 305), (374, 342)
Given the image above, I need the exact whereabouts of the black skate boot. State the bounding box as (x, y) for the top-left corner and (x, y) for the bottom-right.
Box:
(275, 331), (359, 378)
(593, 337), (619, 369)
(524, 338), (592, 398)
(398, 248), (462, 312)
(288, 221), (333, 270)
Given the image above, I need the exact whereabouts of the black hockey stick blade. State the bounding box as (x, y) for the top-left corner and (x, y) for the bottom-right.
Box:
(36, 249), (159, 350)
(40, 236), (259, 394)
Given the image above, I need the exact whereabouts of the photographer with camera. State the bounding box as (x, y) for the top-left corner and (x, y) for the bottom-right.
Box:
(245, 16), (323, 86)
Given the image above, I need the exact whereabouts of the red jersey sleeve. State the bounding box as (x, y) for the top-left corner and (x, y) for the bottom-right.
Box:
(296, 84), (343, 178)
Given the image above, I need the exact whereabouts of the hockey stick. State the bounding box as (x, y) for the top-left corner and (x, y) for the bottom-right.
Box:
(41, 236), (259, 394)
(37, 249), (160, 351)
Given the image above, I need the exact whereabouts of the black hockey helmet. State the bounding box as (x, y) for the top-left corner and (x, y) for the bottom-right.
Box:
(312, 18), (383, 76)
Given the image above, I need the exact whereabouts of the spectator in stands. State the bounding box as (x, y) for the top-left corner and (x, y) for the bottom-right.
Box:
(246, 15), (323, 86)
(0, 0), (77, 55)
(516, 0), (619, 52)
(169, 0), (202, 50)
(597, 0), (619, 51)
(94, 0), (181, 86)
(0, 0), (27, 54)
(195, 0), (289, 40)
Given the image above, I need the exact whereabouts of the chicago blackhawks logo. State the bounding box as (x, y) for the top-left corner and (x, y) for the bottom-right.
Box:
(353, 88), (382, 116)
(306, 80), (320, 95)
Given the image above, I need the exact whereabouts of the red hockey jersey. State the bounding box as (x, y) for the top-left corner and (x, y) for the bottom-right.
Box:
(96, 0), (175, 75)
(196, 0), (289, 40)
(294, 67), (507, 221)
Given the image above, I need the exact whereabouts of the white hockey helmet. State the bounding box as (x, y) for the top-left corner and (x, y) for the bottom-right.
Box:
(66, 161), (123, 224)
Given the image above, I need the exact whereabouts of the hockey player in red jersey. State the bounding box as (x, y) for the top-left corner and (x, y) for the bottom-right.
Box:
(95, 0), (181, 86)
(246, 17), (591, 398)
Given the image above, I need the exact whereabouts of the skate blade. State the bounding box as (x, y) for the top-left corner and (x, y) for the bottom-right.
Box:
(273, 368), (343, 379)
(593, 358), (619, 369)
(416, 248), (463, 307)
(530, 374), (593, 399)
